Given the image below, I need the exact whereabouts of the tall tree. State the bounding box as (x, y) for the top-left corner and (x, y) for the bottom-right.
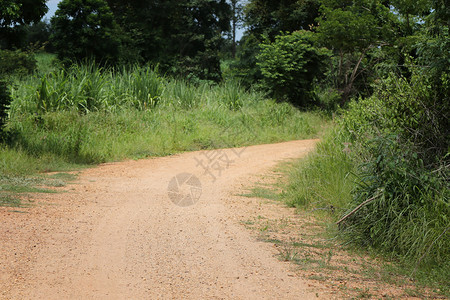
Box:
(316, 0), (393, 102)
(0, 0), (48, 49)
(51, 0), (123, 65)
(229, 0), (244, 58)
(235, 0), (320, 86)
(107, 0), (231, 81)
(244, 0), (320, 39)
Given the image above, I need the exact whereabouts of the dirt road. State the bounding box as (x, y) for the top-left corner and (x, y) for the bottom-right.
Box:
(1, 140), (320, 299)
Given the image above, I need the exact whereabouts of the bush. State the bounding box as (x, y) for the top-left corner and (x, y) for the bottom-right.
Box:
(0, 49), (37, 77)
(336, 69), (449, 265)
(342, 70), (449, 167)
(343, 134), (449, 264)
(284, 67), (449, 269)
(256, 31), (331, 106)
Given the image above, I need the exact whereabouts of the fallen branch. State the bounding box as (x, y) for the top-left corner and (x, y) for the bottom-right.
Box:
(336, 195), (380, 225)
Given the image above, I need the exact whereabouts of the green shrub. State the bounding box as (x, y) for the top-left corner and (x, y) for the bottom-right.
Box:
(342, 71), (449, 167)
(256, 31), (331, 106)
(342, 135), (449, 264)
(336, 70), (449, 265)
(283, 68), (449, 269)
(0, 49), (37, 77)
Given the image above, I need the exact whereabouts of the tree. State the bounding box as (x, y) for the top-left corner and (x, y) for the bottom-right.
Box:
(234, 0), (320, 86)
(51, 0), (123, 65)
(23, 19), (52, 50)
(244, 0), (320, 39)
(390, 0), (431, 35)
(0, 0), (48, 49)
(229, 0), (244, 58)
(106, 0), (232, 81)
(257, 31), (330, 106)
(316, 0), (392, 102)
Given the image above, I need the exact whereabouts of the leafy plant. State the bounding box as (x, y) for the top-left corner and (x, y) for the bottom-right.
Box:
(337, 68), (449, 266)
(50, 0), (123, 65)
(256, 31), (330, 106)
(341, 134), (449, 264)
(0, 49), (37, 77)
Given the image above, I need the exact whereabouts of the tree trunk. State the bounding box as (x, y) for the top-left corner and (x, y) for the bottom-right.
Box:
(231, 0), (237, 58)
(341, 49), (367, 105)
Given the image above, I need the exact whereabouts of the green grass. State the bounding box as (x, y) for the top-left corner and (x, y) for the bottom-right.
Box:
(1, 60), (326, 206)
(5, 62), (325, 173)
(34, 52), (59, 75)
(280, 126), (356, 213)
(241, 186), (280, 201)
(241, 137), (449, 297)
(280, 127), (449, 297)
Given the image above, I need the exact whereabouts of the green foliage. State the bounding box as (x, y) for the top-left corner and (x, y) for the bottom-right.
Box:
(282, 127), (355, 211)
(23, 20), (52, 51)
(51, 0), (123, 65)
(0, 0), (47, 27)
(335, 67), (449, 265)
(0, 49), (37, 77)
(106, 0), (231, 80)
(342, 71), (449, 166)
(233, 0), (320, 86)
(281, 59), (448, 277)
(0, 0), (48, 49)
(10, 63), (163, 114)
(231, 34), (264, 87)
(342, 134), (449, 264)
(256, 31), (330, 106)
(316, 0), (393, 102)
(244, 0), (320, 38)
(5, 62), (325, 168)
(317, 1), (388, 53)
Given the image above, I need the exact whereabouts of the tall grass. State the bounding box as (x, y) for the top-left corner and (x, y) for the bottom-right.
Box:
(281, 126), (355, 212)
(10, 63), (163, 114)
(3, 62), (325, 175)
(281, 81), (449, 291)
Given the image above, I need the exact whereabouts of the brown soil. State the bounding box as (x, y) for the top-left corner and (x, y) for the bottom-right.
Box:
(1, 140), (319, 299)
(0, 140), (433, 299)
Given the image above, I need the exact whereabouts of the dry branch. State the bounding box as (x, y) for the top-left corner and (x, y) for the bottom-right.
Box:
(336, 195), (380, 225)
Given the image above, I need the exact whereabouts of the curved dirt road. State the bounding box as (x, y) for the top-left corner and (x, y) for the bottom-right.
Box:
(1, 140), (319, 299)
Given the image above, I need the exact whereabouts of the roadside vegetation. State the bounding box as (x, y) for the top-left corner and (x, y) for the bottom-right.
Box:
(1, 0), (448, 295)
(0, 53), (324, 206)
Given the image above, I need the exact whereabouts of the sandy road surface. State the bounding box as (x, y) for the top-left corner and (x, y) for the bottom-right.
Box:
(1, 139), (320, 299)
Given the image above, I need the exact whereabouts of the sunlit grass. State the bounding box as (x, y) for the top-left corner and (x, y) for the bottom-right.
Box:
(3, 62), (327, 176)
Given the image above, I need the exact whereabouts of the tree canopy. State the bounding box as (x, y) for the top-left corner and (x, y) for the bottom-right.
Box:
(51, 0), (122, 65)
(0, 0), (48, 49)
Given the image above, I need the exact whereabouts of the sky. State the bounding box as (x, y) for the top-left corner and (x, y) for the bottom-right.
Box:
(43, 0), (61, 20)
(43, 0), (244, 40)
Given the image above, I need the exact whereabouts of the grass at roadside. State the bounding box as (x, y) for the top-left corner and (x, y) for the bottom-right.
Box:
(6, 102), (324, 170)
(1, 57), (327, 207)
(241, 159), (449, 298)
